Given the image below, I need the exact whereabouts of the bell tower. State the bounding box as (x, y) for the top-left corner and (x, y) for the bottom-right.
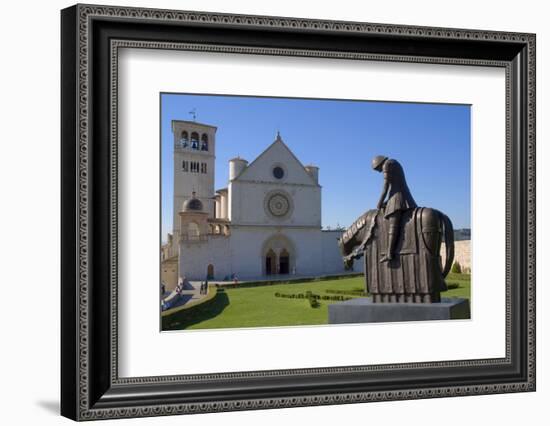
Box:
(171, 120), (217, 237)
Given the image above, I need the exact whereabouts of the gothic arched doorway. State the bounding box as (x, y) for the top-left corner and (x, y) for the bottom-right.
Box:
(265, 249), (277, 275)
(279, 248), (290, 274)
(207, 264), (214, 280)
(262, 234), (296, 276)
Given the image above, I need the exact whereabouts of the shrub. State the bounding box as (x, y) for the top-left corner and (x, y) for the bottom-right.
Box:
(451, 261), (462, 274)
(309, 298), (320, 308)
(305, 291), (320, 308)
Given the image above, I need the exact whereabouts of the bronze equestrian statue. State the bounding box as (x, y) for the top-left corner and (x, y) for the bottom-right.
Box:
(339, 156), (455, 303)
(373, 155), (417, 262)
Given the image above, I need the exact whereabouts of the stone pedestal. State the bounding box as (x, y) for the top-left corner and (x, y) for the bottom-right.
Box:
(328, 297), (470, 324)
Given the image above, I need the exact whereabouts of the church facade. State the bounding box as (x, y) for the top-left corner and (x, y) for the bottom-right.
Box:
(161, 119), (358, 290)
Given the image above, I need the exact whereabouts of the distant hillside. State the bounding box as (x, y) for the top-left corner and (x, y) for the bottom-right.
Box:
(454, 228), (471, 241)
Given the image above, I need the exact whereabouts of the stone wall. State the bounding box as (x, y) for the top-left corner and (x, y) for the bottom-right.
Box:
(321, 230), (364, 275)
(441, 240), (471, 273)
(161, 256), (179, 291)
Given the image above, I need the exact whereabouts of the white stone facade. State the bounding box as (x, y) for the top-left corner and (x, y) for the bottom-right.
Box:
(162, 122), (359, 288)
(177, 227), (353, 282)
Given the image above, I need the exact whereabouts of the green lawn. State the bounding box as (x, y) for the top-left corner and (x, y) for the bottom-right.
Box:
(162, 272), (470, 331)
(442, 272), (472, 299)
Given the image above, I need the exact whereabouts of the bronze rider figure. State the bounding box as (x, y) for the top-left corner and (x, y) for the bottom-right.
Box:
(372, 156), (417, 262)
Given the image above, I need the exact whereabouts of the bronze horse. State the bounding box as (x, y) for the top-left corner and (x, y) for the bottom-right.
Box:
(339, 207), (454, 303)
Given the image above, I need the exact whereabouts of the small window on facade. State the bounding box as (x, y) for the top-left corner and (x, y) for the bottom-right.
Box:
(182, 160), (188, 172)
(201, 134), (209, 151)
(273, 166), (285, 179)
(180, 131), (189, 148)
(191, 132), (199, 150)
(200, 163), (207, 173)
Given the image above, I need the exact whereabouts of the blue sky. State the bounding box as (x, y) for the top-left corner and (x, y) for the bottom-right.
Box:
(161, 93), (470, 238)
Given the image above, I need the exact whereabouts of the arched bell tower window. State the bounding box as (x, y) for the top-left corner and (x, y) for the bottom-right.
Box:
(201, 134), (209, 151)
(180, 131), (189, 148)
(187, 222), (200, 240)
(190, 132), (199, 150)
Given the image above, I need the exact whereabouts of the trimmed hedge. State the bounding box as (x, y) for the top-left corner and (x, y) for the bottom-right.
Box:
(274, 291), (354, 307)
(215, 273), (362, 290)
(325, 288), (366, 296)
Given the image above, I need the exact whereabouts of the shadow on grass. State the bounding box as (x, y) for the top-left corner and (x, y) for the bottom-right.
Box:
(162, 290), (230, 331)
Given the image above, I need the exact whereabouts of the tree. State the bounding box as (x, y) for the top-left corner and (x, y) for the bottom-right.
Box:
(451, 261), (462, 274)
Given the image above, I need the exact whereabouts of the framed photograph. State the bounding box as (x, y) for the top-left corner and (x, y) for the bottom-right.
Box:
(61, 4), (536, 421)
(158, 93), (472, 330)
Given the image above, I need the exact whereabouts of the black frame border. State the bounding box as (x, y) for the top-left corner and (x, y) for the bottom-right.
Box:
(61, 4), (536, 421)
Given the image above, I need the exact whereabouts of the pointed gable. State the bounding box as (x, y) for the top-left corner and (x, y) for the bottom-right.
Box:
(234, 134), (318, 186)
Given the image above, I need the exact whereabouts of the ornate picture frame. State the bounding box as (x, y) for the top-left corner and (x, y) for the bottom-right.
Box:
(61, 4), (535, 420)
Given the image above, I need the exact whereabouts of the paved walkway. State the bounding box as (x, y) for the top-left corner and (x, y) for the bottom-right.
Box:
(161, 281), (207, 311)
